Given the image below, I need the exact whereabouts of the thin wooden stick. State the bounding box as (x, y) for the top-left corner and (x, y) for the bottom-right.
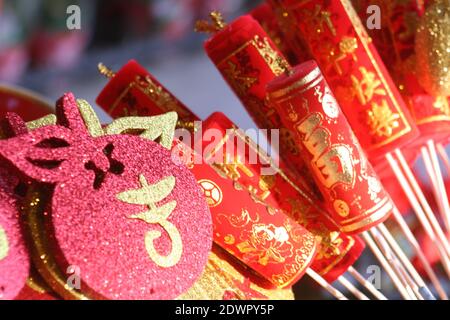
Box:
(391, 257), (424, 300)
(362, 232), (413, 300)
(391, 208), (448, 300)
(369, 229), (418, 300)
(306, 269), (348, 300)
(376, 224), (436, 300)
(421, 147), (448, 233)
(386, 152), (450, 277)
(337, 276), (370, 300)
(347, 266), (388, 300)
(426, 140), (450, 231)
(393, 149), (450, 259)
(436, 143), (450, 176)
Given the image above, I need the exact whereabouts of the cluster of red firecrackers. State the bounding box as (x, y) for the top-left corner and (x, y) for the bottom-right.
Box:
(0, 0), (449, 300)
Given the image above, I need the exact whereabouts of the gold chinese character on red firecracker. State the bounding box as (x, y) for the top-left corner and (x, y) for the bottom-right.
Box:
(351, 67), (386, 105)
(223, 61), (258, 97)
(214, 154), (254, 181)
(116, 174), (182, 268)
(367, 100), (400, 137)
(306, 4), (336, 36)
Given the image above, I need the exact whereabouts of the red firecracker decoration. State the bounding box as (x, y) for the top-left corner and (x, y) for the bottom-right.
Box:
(267, 60), (394, 234)
(269, 0), (419, 165)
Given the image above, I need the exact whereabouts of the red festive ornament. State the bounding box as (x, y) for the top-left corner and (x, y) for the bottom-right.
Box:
(0, 93), (212, 300)
(201, 112), (365, 282)
(95, 60), (365, 283)
(200, 14), (319, 196)
(352, 0), (450, 148)
(267, 60), (394, 234)
(168, 138), (318, 288)
(96, 60), (199, 122)
(270, 0), (419, 164)
(249, 3), (303, 65)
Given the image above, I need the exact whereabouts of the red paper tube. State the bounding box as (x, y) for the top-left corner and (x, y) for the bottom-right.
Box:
(202, 15), (318, 194)
(270, 0), (419, 163)
(352, 0), (450, 147)
(171, 139), (318, 288)
(267, 60), (395, 234)
(201, 112), (364, 281)
(96, 60), (199, 122)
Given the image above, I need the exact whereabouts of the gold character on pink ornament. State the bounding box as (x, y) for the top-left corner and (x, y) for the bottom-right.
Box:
(117, 174), (182, 268)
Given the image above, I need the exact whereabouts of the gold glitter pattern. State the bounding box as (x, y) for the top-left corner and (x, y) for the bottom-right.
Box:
(105, 112), (178, 150)
(117, 175), (182, 268)
(26, 114), (57, 130)
(415, 0), (450, 96)
(77, 99), (104, 137)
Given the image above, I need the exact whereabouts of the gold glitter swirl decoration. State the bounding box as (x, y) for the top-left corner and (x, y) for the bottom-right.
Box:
(415, 0), (450, 97)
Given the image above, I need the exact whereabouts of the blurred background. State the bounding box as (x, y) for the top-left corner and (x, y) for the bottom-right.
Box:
(1, 0), (449, 300)
(0, 0), (257, 127)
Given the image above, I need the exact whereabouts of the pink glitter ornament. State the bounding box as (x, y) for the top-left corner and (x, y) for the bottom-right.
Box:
(0, 93), (212, 300)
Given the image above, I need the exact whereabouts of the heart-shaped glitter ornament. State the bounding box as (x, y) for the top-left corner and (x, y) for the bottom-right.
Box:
(0, 93), (212, 300)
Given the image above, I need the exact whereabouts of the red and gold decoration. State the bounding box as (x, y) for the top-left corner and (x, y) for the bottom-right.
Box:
(0, 93), (212, 300)
(269, 0), (419, 163)
(95, 60), (365, 284)
(96, 60), (199, 122)
(201, 112), (364, 282)
(200, 13), (319, 198)
(267, 61), (394, 234)
(1, 0), (449, 301)
(352, 0), (450, 147)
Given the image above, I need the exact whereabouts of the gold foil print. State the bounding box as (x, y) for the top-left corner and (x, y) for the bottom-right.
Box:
(117, 175), (182, 268)
(197, 179), (223, 208)
(177, 249), (295, 300)
(0, 225), (9, 261)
